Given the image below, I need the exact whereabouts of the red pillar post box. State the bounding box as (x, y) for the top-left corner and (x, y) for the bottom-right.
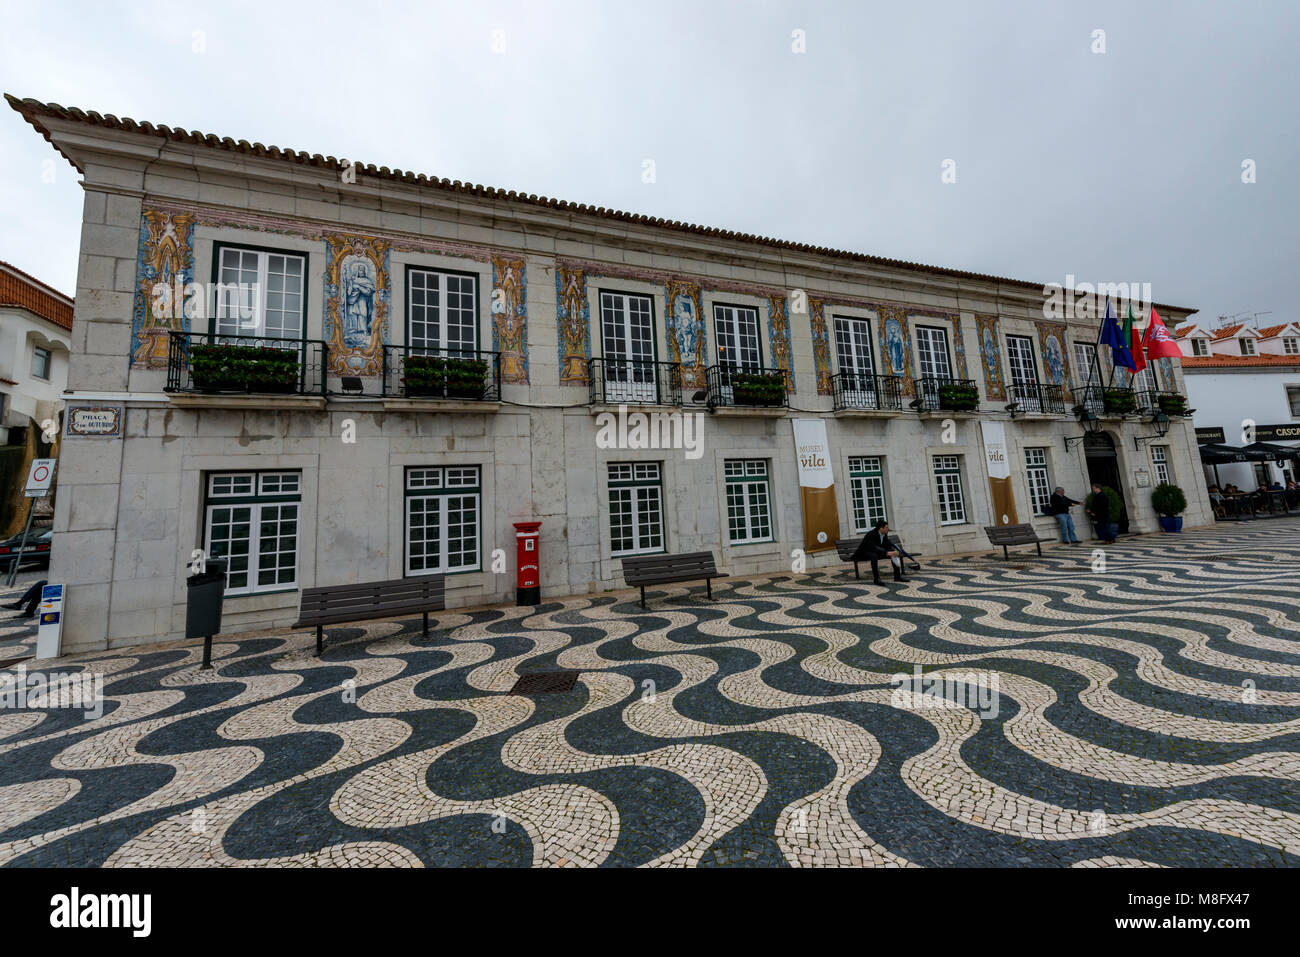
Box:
(513, 520), (542, 606)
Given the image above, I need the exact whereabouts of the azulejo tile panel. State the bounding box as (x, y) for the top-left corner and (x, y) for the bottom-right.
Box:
(324, 234), (391, 377)
(130, 209), (197, 369)
(491, 256), (528, 384)
(975, 314), (1005, 400)
(5, 522), (1299, 867)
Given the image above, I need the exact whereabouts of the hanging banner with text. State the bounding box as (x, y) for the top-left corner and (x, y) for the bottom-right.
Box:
(792, 419), (840, 553)
(981, 420), (1019, 526)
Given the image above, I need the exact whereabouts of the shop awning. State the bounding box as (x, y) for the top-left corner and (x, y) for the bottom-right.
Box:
(1241, 441), (1300, 461)
(1198, 443), (1273, 464)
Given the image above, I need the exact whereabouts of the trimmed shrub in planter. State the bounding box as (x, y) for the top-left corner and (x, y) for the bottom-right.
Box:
(936, 382), (979, 411)
(1085, 486), (1124, 525)
(1152, 482), (1187, 532)
(1157, 393), (1189, 416)
(731, 371), (786, 406)
(189, 343), (299, 393)
(1102, 388), (1137, 415)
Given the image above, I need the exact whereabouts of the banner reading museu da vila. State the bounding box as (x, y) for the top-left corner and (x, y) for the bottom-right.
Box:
(792, 419), (840, 553)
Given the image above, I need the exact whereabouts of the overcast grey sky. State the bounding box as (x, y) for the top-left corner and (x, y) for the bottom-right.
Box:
(1, 0), (1296, 326)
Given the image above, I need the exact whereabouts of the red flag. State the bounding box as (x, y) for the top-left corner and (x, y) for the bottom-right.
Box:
(1143, 307), (1183, 359)
(1126, 305), (1146, 375)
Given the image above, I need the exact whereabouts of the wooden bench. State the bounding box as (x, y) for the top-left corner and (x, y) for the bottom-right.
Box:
(983, 524), (1054, 559)
(292, 575), (445, 656)
(621, 551), (720, 608)
(835, 535), (922, 579)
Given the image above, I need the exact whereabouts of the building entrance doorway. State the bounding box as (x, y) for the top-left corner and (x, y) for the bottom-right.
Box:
(1083, 431), (1129, 534)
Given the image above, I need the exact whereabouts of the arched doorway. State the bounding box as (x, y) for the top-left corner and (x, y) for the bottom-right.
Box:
(1083, 431), (1129, 534)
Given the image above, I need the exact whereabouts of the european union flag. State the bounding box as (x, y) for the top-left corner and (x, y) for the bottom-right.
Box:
(1100, 298), (1136, 372)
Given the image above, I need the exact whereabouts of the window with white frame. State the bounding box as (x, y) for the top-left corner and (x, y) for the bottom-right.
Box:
(608, 462), (664, 556)
(1240, 338), (1257, 356)
(1132, 364), (1158, 393)
(215, 245), (305, 341)
(1192, 339), (1210, 356)
(1151, 445), (1171, 485)
(1025, 448), (1052, 516)
(405, 466), (481, 575)
(914, 326), (953, 380)
(848, 456), (888, 532)
(204, 471), (301, 595)
(31, 347), (51, 380)
(1285, 338), (1300, 355)
(1073, 341), (1099, 388)
(725, 459), (773, 544)
(1005, 336), (1039, 389)
(600, 292), (657, 402)
(1289, 387), (1300, 417)
(714, 304), (762, 370)
(932, 455), (967, 525)
(408, 269), (478, 353)
(834, 316), (875, 378)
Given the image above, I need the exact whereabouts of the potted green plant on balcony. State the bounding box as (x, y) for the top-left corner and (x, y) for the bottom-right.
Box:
(445, 357), (489, 399)
(1151, 482), (1187, 532)
(401, 355), (448, 397)
(1102, 388), (1137, 415)
(188, 342), (300, 393)
(731, 371), (786, 406)
(1157, 393), (1189, 416)
(936, 382), (979, 412)
(248, 347), (299, 393)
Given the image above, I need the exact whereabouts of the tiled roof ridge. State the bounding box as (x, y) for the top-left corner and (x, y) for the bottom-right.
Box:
(0, 258), (73, 303)
(6, 94), (1201, 315)
(1182, 354), (1300, 368)
(0, 259), (74, 330)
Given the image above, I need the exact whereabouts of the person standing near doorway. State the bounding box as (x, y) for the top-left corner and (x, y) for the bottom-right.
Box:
(1049, 487), (1082, 544)
(1087, 483), (1116, 544)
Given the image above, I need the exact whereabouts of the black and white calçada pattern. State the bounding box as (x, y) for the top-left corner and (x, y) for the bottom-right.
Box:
(2, 522), (1300, 867)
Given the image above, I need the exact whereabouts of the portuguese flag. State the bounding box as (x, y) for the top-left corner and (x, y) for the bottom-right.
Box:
(1122, 304), (1146, 375)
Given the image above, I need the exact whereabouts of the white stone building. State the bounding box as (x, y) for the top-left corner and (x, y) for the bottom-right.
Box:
(11, 95), (1211, 653)
(0, 259), (72, 445)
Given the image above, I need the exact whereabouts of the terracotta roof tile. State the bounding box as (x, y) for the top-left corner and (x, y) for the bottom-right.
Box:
(6, 94), (1201, 316)
(1181, 354), (1300, 368)
(1254, 323), (1297, 340)
(1210, 324), (1246, 340)
(0, 260), (74, 330)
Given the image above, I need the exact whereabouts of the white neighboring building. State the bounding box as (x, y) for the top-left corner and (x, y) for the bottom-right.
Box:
(1179, 347), (1300, 489)
(0, 259), (73, 443)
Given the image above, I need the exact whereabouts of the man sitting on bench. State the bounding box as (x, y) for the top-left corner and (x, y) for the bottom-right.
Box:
(852, 520), (917, 585)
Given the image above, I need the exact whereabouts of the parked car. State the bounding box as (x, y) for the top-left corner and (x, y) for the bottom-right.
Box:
(0, 527), (53, 570)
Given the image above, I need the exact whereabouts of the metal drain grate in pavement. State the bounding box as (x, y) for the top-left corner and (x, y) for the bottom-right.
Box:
(509, 671), (580, 695)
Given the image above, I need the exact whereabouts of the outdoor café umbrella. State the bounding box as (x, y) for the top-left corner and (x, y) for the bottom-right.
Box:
(1197, 443), (1269, 464)
(1198, 442), (1271, 488)
(1241, 441), (1300, 462)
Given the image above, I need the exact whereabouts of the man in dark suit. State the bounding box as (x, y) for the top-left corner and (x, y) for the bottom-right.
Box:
(853, 519), (909, 585)
(1086, 483), (1116, 544)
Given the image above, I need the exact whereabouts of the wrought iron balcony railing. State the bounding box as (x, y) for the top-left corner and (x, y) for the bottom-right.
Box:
(1009, 382), (1065, 415)
(1137, 390), (1191, 416)
(1074, 385), (1138, 418)
(913, 376), (979, 413)
(705, 364), (790, 409)
(165, 330), (328, 396)
(832, 372), (903, 412)
(382, 345), (501, 401)
(588, 358), (684, 406)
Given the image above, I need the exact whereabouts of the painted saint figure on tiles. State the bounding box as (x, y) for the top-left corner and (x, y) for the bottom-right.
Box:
(341, 257), (376, 348)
